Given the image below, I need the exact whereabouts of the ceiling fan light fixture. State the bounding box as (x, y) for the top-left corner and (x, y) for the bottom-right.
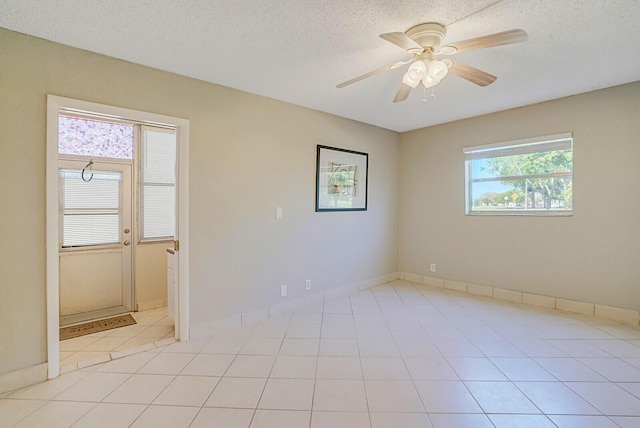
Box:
(407, 60), (427, 81)
(422, 74), (440, 89)
(427, 60), (449, 80)
(402, 71), (421, 88)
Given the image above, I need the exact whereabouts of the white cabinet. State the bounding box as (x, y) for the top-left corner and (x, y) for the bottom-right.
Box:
(167, 248), (176, 321)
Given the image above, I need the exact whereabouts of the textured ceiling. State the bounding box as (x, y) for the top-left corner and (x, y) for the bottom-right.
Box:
(1, 0), (639, 132)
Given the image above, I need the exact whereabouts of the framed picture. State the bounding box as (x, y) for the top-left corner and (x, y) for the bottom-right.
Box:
(316, 145), (368, 211)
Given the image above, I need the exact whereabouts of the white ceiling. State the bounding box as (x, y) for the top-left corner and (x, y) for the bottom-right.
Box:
(1, 0), (639, 132)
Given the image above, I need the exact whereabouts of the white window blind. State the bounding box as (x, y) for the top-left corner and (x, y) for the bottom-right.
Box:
(140, 126), (176, 240)
(60, 170), (121, 247)
(463, 133), (573, 160)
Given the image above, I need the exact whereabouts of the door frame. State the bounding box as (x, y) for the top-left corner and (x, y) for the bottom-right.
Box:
(46, 95), (190, 379)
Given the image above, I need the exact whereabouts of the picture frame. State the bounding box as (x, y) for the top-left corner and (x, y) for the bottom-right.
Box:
(315, 145), (368, 212)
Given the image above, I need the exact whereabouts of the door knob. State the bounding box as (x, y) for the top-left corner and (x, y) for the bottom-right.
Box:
(123, 240), (131, 246)
(124, 228), (130, 234)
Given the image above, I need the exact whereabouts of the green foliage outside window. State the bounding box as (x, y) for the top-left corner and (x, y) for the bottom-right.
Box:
(466, 134), (573, 214)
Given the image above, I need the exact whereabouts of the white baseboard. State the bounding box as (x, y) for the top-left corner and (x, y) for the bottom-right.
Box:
(364, 272), (399, 289)
(444, 279), (467, 292)
(467, 283), (493, 297)
(595, 304), (640, 324)
(423, 276), (444, 287)
(0, 363), (47, 394)
(403, 272), (423, 283)
(408, 273), (640, 326)
(556, 298), (594, 315)
(523, 292), (555, 308)
(136, 299), (166, 312)
(494, 288), (523, 304)
(189, 272), (400, 338)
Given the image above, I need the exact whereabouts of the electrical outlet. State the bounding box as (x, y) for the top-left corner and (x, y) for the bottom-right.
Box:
(430, 263), (436, 272)
(305, 279), (311, 291)
(280, 285), (287, 297)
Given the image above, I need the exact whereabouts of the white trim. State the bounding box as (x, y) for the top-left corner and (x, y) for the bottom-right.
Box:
(46, 98), (60, 379)
(466, 210), (573, 217)
(46, 95), (190, 380)
(136, 299), (167, 311)
(177, 122), (190, 341)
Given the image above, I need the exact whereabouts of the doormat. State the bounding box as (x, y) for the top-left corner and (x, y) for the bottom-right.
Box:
(60, 314), (136, 340)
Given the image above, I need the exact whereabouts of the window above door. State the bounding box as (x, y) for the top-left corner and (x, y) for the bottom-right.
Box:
(58, 115), (134, 159)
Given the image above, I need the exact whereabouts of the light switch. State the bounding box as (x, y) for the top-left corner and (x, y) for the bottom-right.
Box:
(276, 207), (283, 219)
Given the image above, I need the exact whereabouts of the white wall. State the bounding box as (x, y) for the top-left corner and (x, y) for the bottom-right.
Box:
(0, 28), (400, 376)
(399, 81), (640, 311)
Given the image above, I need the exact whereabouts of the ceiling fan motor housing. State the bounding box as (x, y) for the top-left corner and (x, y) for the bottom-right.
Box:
(406, 23), (446, 50)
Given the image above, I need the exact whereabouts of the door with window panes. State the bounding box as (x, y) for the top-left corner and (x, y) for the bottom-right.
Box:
(58, 161), (133, 325)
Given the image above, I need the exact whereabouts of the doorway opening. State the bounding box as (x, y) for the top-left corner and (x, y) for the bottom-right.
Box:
(46, 96), (190, 379)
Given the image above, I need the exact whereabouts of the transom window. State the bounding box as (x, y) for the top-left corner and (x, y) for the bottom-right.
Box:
(464, 133), (573, 215)
(58, 115), (134, 159)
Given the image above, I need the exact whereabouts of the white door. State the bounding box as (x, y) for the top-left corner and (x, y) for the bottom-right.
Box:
(58, 160), (133, 326)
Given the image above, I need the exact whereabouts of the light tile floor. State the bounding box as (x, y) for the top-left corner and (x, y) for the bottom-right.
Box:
(59, 307), (175, 372)
(2, 280), (640, 427)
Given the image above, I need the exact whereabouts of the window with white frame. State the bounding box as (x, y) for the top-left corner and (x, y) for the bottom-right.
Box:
(139, 126), (176, 240)
(464, 133), (573, 215)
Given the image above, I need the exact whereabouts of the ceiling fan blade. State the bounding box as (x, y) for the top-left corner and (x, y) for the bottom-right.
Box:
(379, 32), (424, 51)
(448, 61), (497, 86)
(336, 59), (414, 88)
(393, 83), (413, 102)
(441, 29), (528, 54)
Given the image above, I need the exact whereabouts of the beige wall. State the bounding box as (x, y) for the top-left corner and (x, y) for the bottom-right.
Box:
(399, 81), (640, 311)
(0, 28), (400, 375)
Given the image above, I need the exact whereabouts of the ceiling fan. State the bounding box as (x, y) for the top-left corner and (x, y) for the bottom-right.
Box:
(337, 23), (528, 102)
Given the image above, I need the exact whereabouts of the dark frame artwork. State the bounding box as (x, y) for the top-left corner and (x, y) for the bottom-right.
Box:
(315, 145), (368, 212)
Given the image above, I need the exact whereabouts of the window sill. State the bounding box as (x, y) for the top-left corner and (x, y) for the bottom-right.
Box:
(466, 210), (573, 217)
